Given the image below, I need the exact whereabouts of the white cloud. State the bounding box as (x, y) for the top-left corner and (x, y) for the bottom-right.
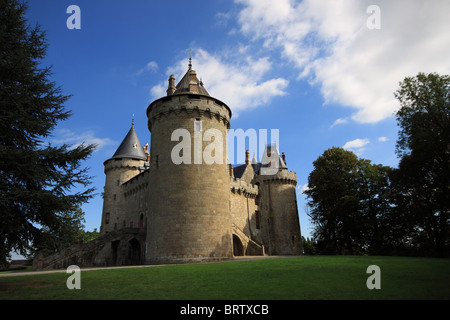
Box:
(52, 129), (116, 151)
(150, 84), (165, 99)
(297, 184), (310, 195)
(150, 48), (289, 115)
(234, 0), (450, 123)
(343, 138), (370, 150)
(330, 117), (348, 128)
(136, 61), (158, 76)
(214, 12), (231, 28)
(343, 138), (370, 155)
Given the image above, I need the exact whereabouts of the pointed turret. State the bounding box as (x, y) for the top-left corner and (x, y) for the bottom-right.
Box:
(111, 121), (147, 161)
(100, 120), (148, 235)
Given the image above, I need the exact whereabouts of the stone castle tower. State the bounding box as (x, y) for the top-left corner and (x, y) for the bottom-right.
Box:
(145, 60), (233, 263)
(101, 121), (148, 235)
(32, 58), (302, 270)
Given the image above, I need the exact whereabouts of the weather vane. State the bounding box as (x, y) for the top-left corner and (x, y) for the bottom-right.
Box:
(188, 48), (192, 70)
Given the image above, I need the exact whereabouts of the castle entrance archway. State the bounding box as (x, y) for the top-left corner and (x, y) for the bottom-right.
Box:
(233, 234), (244, 256)
(128, 238), (141, 265)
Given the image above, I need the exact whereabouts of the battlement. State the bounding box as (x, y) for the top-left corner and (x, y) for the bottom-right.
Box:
(257, 168), (297, 185)
(230, 177), (259, 197)
(123, 169), (150, 198)
(104, 158), (145, 175)
(147, 93), (231, 131)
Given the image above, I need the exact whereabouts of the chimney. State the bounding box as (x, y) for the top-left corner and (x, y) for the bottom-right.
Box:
(245, 150), (250, 166)
(166, 75), (175, 96)
(144, 143), (150, 162)
(188, 70), (199, 93)
(282, 152), (286, 164)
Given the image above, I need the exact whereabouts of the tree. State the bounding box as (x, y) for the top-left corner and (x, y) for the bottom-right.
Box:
(0, 0), (95, 267)
(301, 236), (317, 255)
(304, 147), (392, 255)
(83, 228), (99, 243)
(392, 72), (450, 257)
(33, 207), (86, 258)
(356, 161), (393, 255)
(304, 147), (361, 254)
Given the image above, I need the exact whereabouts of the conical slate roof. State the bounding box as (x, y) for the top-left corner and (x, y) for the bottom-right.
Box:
(111, 123), (147, 161)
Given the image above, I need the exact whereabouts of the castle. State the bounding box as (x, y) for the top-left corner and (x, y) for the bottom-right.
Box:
(33, 61), (302, 270)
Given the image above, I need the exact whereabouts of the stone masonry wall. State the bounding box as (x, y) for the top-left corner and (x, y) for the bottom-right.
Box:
(145, 94), (233, 264)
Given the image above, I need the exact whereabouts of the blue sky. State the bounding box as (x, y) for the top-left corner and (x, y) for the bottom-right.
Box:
(24, 0), (450, 242)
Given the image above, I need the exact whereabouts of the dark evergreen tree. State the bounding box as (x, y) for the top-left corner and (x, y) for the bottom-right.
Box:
(0, 0), (95, 267)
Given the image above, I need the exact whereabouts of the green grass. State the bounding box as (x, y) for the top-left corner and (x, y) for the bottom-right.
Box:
(0, 256), (449, 300)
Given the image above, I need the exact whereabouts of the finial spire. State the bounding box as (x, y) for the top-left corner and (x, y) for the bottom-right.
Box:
(132, 113), (135, 127)
(188, 48), (192, 70)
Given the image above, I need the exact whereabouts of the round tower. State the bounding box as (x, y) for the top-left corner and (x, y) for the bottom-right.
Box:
(257, 145), (303, 255)
(100, 122), (148, 235)
(145, 62), (233, 263)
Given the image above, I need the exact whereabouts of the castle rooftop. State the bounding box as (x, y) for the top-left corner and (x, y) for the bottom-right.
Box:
(166, 57), (210, 96)
(110, 121), (147, 161)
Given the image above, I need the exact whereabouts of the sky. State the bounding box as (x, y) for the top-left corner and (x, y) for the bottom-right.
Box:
(23, 0), (450, 245)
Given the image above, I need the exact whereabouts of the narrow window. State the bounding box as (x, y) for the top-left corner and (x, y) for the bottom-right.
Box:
(105, 212), (110, 224)
(139, 213), (144, 228)
(195, 118), (202, 132)
(255, 211), (261, 229)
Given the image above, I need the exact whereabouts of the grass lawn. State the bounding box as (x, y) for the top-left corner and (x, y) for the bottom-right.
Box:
(0, 256), (449, 300)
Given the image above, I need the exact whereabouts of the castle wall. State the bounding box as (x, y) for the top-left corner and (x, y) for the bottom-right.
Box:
(122, 169), (150, 229)
(257, 169), (303, 255)
(145, 94), (233, 263)
(229, 178), (261, 247)
(32, 228), (146, 270)
(101, 158), (144, 234)
(33, 66), (305, 271)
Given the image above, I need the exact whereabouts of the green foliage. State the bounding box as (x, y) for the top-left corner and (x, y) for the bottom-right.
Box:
(33, 207), (86, 257)
(391, 72), (450, 257)
(304, 147), (391, 255)
(83, 228), (100, 243)
(0, 0), (96, 267)
(305, 73), (449, 257)
(301, 236), (317, 255)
